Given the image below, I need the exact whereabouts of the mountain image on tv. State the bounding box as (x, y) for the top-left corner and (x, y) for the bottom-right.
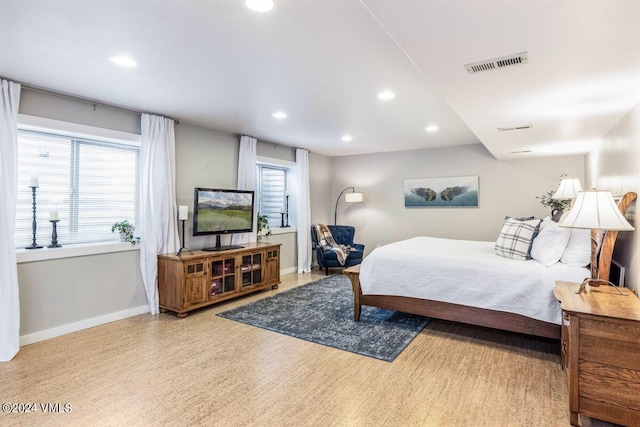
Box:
(196, 190), (253, 232)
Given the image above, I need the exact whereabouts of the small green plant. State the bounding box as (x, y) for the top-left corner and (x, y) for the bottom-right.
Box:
(537, 190), (570, 211)
(257, 213), (271, 240)
(111, 220), (137, 244)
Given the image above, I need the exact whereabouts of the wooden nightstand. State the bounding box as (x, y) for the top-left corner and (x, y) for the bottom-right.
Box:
(554, 281), (640, 427)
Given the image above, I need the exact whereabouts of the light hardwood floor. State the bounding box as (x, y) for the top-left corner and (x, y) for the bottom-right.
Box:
(1, 271), (616, 427)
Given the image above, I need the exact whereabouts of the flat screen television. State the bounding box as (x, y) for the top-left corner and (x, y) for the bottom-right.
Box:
(193, 188), (255, 251)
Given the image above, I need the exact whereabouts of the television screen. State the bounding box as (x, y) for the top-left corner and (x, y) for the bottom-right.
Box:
(193, 188), (254, 236)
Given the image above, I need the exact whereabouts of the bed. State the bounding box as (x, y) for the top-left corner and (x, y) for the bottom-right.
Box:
(343, 236), (590, 339)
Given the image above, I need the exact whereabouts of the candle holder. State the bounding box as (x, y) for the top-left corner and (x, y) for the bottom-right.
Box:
(48, 220), (62, 248)
(285, 195), (290, 227)
(280, 212), (285, 228)
(26, 185), (42, 249)
(177, 219), (191, 256)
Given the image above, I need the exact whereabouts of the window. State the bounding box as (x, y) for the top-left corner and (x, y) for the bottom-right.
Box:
(256, 164), (287, 228)
(15, 128), (140, 247)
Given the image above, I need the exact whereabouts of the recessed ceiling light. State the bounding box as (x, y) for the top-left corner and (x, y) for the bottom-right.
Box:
(245, 0), (274, 12)
(377, 90), (396, 100)
(109, 56), (137, 67)
(272, 111), (287, 119)
(425, 125), (439, 132)
(341, 135), (353, 142)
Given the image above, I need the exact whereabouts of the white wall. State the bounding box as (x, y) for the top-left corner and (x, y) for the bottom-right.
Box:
(18, 251), (147, 339)
(586, 101), (640, 293)
(331, 143), (585, 252)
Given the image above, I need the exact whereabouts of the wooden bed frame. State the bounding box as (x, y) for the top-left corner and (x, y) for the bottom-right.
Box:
(343, 264), (561, 339)
(342, 191), (637, 341)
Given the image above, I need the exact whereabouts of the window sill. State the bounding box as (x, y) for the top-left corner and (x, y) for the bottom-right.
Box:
(16, 241), (139, 264)
(268, 227), (297, 235)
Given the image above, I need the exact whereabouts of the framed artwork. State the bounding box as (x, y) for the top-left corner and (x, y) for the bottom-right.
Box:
(404, 175), (479, 207)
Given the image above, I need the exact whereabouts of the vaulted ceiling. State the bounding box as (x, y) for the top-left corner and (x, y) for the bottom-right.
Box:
(2, 0), (639, 160)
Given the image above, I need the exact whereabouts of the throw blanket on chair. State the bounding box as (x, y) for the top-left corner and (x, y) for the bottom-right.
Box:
(313, 223), (353, 266)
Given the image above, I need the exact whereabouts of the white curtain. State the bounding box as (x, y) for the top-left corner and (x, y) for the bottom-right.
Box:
(234, 135), (257, 244)
(140, 113), (179, 315)
(0, 80), (21, 362)
(296, 148), (312, 273)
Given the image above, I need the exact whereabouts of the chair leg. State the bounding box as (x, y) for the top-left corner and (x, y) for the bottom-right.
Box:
(325, 266), (329, 275)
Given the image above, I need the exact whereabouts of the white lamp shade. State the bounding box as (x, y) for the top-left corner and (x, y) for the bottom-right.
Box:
(178, 205), (189, 220)
(559, 190), (634, 230)
(552, 178), (583, 199)
(344, 192), (363, 203)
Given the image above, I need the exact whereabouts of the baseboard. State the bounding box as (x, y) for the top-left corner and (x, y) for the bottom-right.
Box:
(281, 267), (297, 276)
(19, 305), (150, 346)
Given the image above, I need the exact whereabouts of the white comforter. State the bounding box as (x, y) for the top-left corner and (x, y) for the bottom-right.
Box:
(359, 236), (589, 325)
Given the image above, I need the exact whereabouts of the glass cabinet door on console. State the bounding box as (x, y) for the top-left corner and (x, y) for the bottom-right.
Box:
(241, 251), (263, 289)
(209, 257), (236, 299)
(184, 260), (208, 306)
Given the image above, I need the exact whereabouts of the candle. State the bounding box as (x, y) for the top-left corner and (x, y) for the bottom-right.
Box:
(49, 209), (59, 221)
(29, 174), (39, 187)
(280, 207), (285, 213)
(285, 191), (290, 197)
(178, 205), (188, 220)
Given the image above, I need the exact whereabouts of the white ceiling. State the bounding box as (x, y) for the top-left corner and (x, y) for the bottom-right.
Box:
(2, 0), (640, 160)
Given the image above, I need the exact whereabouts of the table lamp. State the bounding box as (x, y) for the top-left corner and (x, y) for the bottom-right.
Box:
(558, 190), (636, 294)
(552, 178), (583, 201)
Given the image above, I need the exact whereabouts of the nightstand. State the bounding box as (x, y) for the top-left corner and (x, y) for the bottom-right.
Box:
(554, 281), (640, 427)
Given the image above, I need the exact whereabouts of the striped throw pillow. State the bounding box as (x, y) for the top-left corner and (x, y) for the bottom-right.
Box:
(494, 216), (542, 260)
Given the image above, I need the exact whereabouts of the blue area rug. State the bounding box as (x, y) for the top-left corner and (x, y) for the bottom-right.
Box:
(217, 275), (429, 361)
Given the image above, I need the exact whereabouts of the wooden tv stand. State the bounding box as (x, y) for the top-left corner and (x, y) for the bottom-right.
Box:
(158, 242), (281, 317)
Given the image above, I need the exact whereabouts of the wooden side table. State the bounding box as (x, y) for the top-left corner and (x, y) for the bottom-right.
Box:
(554, 281), (640, 427)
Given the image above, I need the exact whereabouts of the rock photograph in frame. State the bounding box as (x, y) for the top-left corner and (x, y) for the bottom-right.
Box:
(404, 176), (479, 207)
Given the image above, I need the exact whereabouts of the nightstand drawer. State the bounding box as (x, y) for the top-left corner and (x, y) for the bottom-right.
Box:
(580, 318), (640, 371)
(579, 361), (640, 412)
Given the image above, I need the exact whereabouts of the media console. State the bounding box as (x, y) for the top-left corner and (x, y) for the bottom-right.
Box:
(158, 241), (281, 318)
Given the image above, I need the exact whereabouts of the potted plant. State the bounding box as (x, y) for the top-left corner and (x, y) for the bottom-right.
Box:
(537, 191), (570, 222)
(257, 213), (271, 241)
(112, 220), (137, 244)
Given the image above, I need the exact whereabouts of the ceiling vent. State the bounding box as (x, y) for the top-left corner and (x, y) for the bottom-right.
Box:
(465, 52), (528, 74)
(497, 125), (532, 132)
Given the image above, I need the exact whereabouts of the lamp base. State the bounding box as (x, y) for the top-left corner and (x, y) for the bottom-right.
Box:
(177, 247), (192, 256)
(575, 278), (626, 295)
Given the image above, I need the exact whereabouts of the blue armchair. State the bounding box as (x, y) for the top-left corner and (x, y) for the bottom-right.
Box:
(311, 225), (365, 275)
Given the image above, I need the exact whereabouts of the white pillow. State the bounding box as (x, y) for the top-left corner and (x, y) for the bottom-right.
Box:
(531, 218), (571, 267)
(560, 228), (591, 267)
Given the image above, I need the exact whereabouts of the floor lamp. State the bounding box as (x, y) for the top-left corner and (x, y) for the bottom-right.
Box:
(558, 190), (637, 294)
(334, 187), (363, 225)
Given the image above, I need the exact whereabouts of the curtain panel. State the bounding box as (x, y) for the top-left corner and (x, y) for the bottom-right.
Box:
(295, 148), (312, 273)
(0, 80), (21, 362)
(234, 135), (257, 244)
(140, 113), (179, 315)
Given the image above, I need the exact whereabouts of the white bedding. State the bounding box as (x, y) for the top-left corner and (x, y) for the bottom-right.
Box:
(359, 236), (590, 325)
